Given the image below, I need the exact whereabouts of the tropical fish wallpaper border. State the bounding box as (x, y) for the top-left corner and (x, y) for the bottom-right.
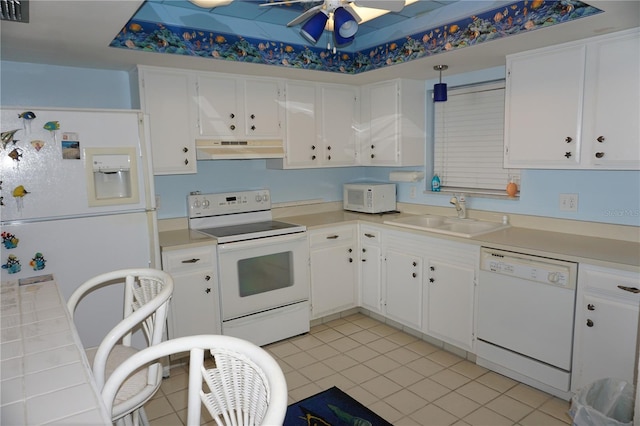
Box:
(110, 0), (602, 75)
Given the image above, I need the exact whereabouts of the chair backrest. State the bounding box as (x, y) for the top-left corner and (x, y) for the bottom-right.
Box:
(67, 268), (174, 390)
(102, 335), (288, 426)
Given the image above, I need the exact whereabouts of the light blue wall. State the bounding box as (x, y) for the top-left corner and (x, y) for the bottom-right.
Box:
(2, 60), (638, 225)
(0, 61), (133, 109)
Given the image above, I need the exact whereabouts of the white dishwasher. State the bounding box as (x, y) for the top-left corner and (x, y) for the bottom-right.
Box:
(476, 247), (578, 400)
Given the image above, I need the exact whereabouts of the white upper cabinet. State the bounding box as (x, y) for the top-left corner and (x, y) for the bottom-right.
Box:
(269, 81), (358, 169)
(360, 79), (426, 166)
(197, 74), (283, 140)
(504, 28), (639, 169)
(278, 81), (317, 168)
(319, 84), (358, 166)
(582, 30), (639, 168)
(138, 66), (197, 175)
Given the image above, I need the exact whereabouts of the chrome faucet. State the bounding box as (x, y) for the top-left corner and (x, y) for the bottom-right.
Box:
(450, 194), (467, 219)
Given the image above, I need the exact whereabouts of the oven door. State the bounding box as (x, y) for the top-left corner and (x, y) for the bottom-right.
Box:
(217, 232), (309, 321)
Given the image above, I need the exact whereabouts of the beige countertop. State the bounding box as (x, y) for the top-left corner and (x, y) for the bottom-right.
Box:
(280, 211), (640, 270)
(159, 208), (639, 270)
(159, 228), (216, 251)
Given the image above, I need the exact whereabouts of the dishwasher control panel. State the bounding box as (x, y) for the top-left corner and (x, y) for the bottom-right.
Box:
(480, 248), (577, 288)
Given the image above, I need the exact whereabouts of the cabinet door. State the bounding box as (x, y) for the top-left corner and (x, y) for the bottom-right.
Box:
(384, 247), (422, 329)
(197, 74), (239, 138)
(140, 68), (197, 174)
(572, 265), (640, 391)
(583, 31), (640, 168)
(319, 85), (357, 166)
(574, 294), (638, 390)
(504, 45), (585, 168)
(169, 268), (220, 338)
(243, 79), (282, 138)
(425, 259), (475, 351)
(162, 246), (221, 341)
(360, 228), (382, 313)
(309, 228), (357, 319)
(367, 81), (399, 165)
(283, 82), (318, 168)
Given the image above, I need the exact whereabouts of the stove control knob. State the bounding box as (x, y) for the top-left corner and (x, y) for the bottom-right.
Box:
(262, 193), (269, 202)
(202, 199), (210, 208)
(255, 194), (263, 202)
(547, 272), (559, 283)
(193, 199), (201, 208)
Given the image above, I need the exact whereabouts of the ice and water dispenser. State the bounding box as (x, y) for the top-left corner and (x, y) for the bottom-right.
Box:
(85, 147), (140, 206)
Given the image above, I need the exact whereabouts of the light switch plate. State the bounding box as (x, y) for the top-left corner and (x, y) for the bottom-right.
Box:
(559, 193), (578, 212)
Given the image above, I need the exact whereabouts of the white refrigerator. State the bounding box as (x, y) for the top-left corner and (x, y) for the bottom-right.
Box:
(1, 108), (160, 348)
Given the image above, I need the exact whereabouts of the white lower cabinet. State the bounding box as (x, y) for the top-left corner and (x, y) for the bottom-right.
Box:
(383, 231), (424, 330)
(359, 225), (383, 314)
(423, 242), (478, 352)
(161, 245), (221, 345)
(571, 264), (640, 392)
(309, 225), (358, 319)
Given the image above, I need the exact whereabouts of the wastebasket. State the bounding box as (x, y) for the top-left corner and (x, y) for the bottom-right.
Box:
(569, 378), (634, 426)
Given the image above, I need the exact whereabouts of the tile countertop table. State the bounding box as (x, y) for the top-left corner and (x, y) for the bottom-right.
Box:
(1, 276), (111, 425)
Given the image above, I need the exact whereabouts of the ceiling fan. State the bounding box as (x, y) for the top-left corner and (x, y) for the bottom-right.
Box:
(260, 0), (408, 47)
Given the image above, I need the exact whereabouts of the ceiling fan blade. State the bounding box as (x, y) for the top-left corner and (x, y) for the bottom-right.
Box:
(287, 4), (323, 26)
(259, 0), (313, 6)
(343, 4), (362, 23)
(352, 0), (406, 12)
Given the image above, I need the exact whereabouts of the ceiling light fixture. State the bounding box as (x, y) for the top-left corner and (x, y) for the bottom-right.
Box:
(433, 65), (448, 102)
(188, 0), (233, 8)
(300, 10), (329, 44)
(334, 7), (358, 38)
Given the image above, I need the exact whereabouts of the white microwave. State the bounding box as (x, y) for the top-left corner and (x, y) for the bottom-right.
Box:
(343, 183), (396, 214)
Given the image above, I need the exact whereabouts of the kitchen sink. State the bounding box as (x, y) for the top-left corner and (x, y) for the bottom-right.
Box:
(383, 215), (510, 238)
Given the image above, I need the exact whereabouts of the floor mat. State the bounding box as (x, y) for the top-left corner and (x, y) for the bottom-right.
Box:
(284, 386), (393, 426)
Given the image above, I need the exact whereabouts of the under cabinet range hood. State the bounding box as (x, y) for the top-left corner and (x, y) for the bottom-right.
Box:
(196, 139), (284, 160)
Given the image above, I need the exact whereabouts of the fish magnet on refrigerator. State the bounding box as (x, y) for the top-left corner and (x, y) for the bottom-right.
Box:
(1, 232), (19, 249)
(2, 254), (21, 274)
(12, 185), (29, 212)
(18, 111), (36, 131)
(1, 129), (20, 149)
(30, 253), (46, 271)
(8, 147), (23, 165)
(43, 121), (60, 142)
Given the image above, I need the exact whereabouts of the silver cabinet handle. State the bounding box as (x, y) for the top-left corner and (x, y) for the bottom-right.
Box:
(618, 285), (640, 294)
(326, 235), (339, 239)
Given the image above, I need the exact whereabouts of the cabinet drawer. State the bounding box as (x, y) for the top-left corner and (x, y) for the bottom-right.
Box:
(581, 266), (640, 302)
(360, 227), (381, 243)
(310, 226), (355, 247)
(162, 246), (216, 272)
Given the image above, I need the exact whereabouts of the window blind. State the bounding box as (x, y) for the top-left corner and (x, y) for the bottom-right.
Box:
(434, 81), (520, 194)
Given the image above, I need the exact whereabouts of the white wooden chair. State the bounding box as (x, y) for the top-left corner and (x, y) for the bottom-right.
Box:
(102, 334), (288, 426)
(67, 268), (174, 425)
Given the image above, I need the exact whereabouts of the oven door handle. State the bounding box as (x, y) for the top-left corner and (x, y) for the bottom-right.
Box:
(217, 232), (307, 252)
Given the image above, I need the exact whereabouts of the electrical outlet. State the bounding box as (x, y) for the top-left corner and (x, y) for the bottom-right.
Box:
(410, 186), (416, 199)
(559, 193), (578, 212)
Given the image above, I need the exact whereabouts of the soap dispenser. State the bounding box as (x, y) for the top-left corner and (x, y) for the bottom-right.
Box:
(431, 174), (441, 192)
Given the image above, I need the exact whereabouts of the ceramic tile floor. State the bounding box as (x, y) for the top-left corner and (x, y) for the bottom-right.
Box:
(144, 313), (572, 425)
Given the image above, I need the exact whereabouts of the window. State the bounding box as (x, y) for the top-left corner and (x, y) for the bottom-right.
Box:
(433, 80), (520, 196)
